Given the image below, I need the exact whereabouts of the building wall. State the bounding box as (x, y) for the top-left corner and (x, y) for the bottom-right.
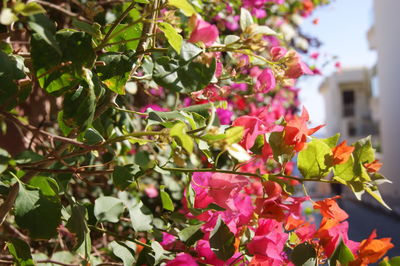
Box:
(373, 0), (400, 197)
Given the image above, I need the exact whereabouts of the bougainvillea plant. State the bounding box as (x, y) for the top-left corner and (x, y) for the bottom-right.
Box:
(0, 0), (397, 265)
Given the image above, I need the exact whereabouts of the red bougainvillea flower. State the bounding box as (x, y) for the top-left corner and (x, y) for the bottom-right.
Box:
(332, 140), (355, 165)
(314, 196), (349, 222)
(284, 50), (314, 79)
(364, 159), (383, 173)
(189, 16), (219, 47)
(254, 68), (276, 93)
(350, 230), (394, 265)
(283, 107), (324, 152)
(247, 219), (288, 265)
(166, 252), (198, 266)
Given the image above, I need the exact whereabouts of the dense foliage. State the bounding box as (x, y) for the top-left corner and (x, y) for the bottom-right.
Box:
(0, 0), (397, 265)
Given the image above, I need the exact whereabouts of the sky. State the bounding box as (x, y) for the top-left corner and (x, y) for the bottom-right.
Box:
(297, 0), (376, 126)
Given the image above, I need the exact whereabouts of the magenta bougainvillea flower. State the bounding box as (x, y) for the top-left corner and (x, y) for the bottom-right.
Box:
(189, 17), (219, 46)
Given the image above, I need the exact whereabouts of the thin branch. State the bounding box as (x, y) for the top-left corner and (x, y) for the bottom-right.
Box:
(36, 260), (78, 266)
(32, 0), (91, 23)
(1, 112), (90, 149)
(20, 167), (113, 176)
(89, 225), (152, 249)
(97, 1), (139, 49)
(161, 167), (340, 184)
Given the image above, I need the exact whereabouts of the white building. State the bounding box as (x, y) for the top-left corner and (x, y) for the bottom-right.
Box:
(319, 67), (380, 146)
(367, 0), (400, 204)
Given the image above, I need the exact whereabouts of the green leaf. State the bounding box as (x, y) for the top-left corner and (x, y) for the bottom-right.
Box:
(333, 155), (355, 181)
(379, 256), (400, 266)
(72, 19), (102, 40)
(209, 216), (235, 261)
(158, 22), (183, 54)
(365, 186), (391, 210)
(178, 223), (204, 246)
(96, 51), (136, 94)
(153, 42), (216, 93)
(84, 128), (105, 145)
(128, 200), (153, 231)
(250, 25), (277, 36)
(66, 203), (91, 253)
(225, 126), (244, 145)
(14, 184), (61, 239)
(109, 241), (136, 266)
(0, 51), (26, 80)
(170, 121), (194, 153)
(113, 164), (142, 190)
(151, 241), (171, 264)
(290, 242), (317, 266)
(168, 0), (196, 16)
(50, 251), (76, 265)
(329, 240), (355, 266)
(0, 8), (18, 25)
(298, 139), (333, 179)
(63, 83), (96, 131)
(31, 31), (95, 93)
(269, 131), (294, 165)
(160, 185), (174, 211)
(15, 2), (45, 16)
(353, 136), (375, 164)
(7, 238), (34, 266)
(94, 196), (125, 223)
(28, 176), (59, 197)
(27, 14), (61, 54)
(320, 133), (340, 148)
(105, 23), (143, 52)
(240, 8), (253, 32)
(0, 148), (11, 174)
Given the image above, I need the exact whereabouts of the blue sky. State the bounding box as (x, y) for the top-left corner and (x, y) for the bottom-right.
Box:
(297, 0), (376, 125)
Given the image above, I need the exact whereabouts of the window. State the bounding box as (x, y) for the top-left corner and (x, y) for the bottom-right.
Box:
(348, 121), (357, 136)
(342, 90), (355, 117)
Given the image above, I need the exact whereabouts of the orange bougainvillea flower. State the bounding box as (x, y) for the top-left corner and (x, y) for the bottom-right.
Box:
(332, 140), (355, 165)
(350, 230), (394, 265)
(283, 107), (324, 152)
(313, 196), (349, 222)
(364, 160), (383, 173)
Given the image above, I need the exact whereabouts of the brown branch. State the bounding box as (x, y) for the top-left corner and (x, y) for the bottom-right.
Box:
(36, 260), (78, 266)
(20, 167), (113, 176)
(32, 0), (91, 23)
(1, 112), (90, 149)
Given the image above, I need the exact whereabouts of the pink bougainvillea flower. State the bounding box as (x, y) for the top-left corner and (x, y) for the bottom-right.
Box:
(284, 50), (314, 79)
(207, 173), (249, 211)
(247, 219), (288, 265)
(254, 68), (276, 93)
(316, 218), (359, 257)
(166, 253), (198, 266)
(144, 185), (158, 198)
(270, 46), (287, 61)
(283, 107), (324, 152)
(216, 108), (233, 125)
(189, 16), (219, 46)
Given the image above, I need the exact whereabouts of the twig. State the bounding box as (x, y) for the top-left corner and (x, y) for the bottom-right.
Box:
(32, 0), (91, 23)
(96, 1), (139, 50)
(20, 167), (113, 176)
(89, 225), (152, 249)
(1, 112), (90, 149)
(36, 260), (78, 266)
(37, 61), (73, 79)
